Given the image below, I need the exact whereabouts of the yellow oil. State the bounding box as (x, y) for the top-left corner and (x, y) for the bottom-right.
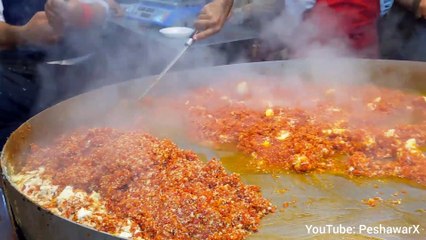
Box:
(213, 144), (426, 187)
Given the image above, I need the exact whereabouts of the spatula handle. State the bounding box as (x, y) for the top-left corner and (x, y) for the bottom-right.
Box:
(185, 30), (198, 46)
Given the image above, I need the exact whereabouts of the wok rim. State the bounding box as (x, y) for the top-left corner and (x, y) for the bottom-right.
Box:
(1, 58), (426, 239)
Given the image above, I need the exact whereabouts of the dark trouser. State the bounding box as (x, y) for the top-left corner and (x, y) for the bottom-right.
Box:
(0, 49), (99, 147)
(0, 49), (68, 147)
(0, 62), (39, 147)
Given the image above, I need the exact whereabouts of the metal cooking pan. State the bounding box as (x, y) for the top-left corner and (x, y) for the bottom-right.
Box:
(1, 59), (426, 240)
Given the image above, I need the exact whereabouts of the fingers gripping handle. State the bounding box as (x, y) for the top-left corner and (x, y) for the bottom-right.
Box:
(185, 30), (198, 46)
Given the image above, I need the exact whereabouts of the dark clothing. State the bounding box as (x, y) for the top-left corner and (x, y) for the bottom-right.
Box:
(0, 1), (145, 147)
(0, 57), (39, 146)
(379, 3), (426, 61)
(0, 0), (45, 146)
(2, 0), (45, 25)
(0, 0), (97, 146)
(0, 50), (96, 147)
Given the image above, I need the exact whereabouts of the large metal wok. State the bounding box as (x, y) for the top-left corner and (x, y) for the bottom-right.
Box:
(1, 59), (426, 240)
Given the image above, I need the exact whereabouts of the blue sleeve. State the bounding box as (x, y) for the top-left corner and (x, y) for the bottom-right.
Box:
(380, 0), (394, 16)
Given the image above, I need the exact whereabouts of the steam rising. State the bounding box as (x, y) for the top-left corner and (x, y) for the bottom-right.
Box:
(28, 1), (418, 136)
(4, 4), (426, 240)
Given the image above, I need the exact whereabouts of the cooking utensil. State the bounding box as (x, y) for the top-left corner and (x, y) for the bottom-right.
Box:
(138, 31), (197, 100)
(45, 54), (93, 66)
(159, 27), (195, 39)
(1, 59), (426, 240)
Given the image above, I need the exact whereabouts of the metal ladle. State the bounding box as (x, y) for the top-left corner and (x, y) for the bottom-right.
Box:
(138, 31), (197, 100)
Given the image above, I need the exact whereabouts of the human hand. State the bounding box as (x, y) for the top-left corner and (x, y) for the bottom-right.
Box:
(418, 0), (426, 18)
(45, 0), (66, 33)
(194, 0), (233, 40)
(45, 0), (108, 30)
(106, 0), (124, 17)
(19, 11), (60, 45)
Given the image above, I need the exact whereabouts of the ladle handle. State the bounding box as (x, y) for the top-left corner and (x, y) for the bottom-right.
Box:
(185, 30), (198, 47)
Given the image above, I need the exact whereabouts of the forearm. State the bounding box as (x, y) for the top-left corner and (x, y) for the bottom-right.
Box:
(0, 22), (23, 49)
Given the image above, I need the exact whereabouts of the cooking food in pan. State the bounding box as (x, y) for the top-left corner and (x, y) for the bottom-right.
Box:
(12, 128), (274, 239)
(162, 80), (426, 186)
(3, 60), (426, 240)
(11, 80), (426, 239)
